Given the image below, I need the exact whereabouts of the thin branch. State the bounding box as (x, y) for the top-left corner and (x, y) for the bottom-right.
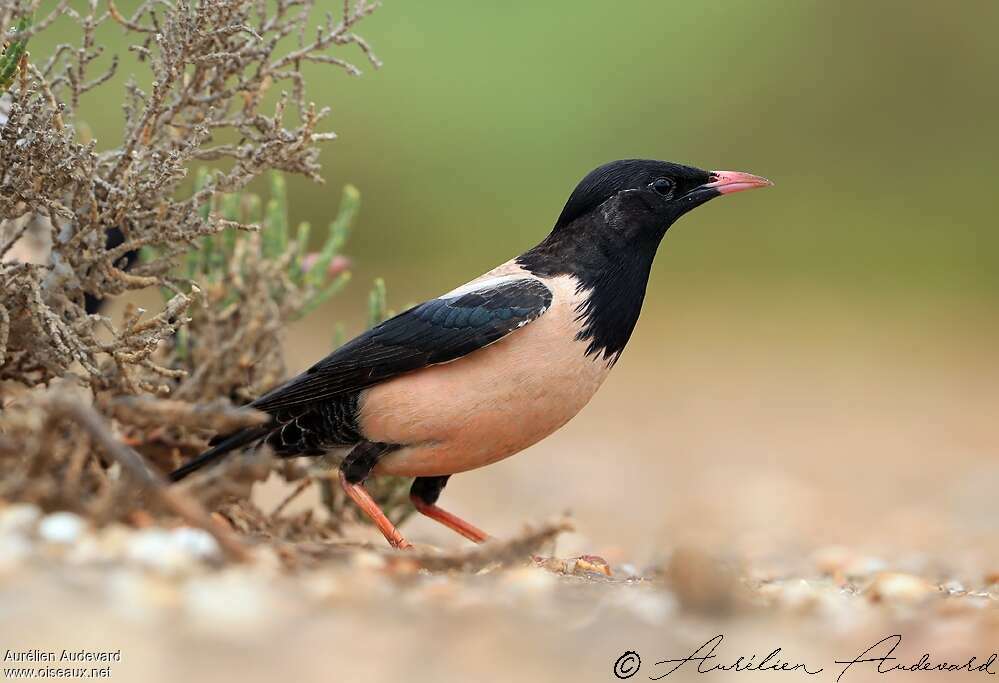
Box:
(45, 396), (251, 563)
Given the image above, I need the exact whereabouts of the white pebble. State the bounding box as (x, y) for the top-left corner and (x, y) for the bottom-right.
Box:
(350, 550), (387, 572)
(0, 534), (32, 573)
(941, 579), (965, 595)
(95, 523), (137, 561)
(778, 579), (819, 611)
(127, 529), (196, 575)
(170, 527), (220, 560)
(868, 572), (934, 604)
(66, 536), (105, 565)
(501, 566), (557, 597)
(0, 504), (41, 535)
(38, 512), (87, 544)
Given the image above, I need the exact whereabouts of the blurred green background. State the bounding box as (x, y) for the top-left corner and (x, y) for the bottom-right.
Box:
(32, 1), (999, 316)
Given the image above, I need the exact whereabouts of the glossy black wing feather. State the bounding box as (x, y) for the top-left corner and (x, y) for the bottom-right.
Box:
(251, 277), (553, 413)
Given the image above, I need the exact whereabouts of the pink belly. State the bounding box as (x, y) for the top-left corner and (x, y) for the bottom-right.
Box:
(358, 275), (612, 477)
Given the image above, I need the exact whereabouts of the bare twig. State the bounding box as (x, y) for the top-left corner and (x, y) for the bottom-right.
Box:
(271, 478), (313, 519)
(400, 519), (575, 573)
(45, 396), (251, 563)
(280, 518), (576, 573)
(106, 396), (269, 434)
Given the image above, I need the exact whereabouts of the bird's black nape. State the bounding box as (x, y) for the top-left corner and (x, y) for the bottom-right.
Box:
(552, 159), (715, 232)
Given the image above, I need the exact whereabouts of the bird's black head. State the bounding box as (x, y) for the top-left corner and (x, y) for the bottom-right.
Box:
(518, 159), (771, 364)
(553, 159), (771, 241)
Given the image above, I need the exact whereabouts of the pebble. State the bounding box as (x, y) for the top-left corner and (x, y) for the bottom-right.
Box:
(0, 503), (41, 535)
(501, 566), (558, 598)
(2, 502), (995, 643)
(867, 572), (935, 604)
(777, 579), (819, 612)
(350, 550), (387, 572)
(66, 535), (107, 565)
(0, 533), (32, 574)
(941, 579), (965, 596)
(38, 511), (87, 544)
(96, 523), (140, 560)
(126, 528), (199, 575)
(573, 555), (613, 577)
(170, 527), (220, 560)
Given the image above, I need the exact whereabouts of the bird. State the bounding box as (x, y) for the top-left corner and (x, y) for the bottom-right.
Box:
(169, 159), (772, 549)
(85, 227), (138, 314)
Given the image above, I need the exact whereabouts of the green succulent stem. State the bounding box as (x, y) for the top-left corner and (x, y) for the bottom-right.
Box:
(0, 15), (30, 94)
(144, 170), (372, 358)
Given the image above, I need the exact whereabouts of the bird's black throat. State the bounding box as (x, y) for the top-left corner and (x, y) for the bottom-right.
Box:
(517, 159), (723, 364)
(517, 214), (661, 365)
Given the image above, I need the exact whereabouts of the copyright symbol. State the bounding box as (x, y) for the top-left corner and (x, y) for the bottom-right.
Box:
(613, 650), (641, 679)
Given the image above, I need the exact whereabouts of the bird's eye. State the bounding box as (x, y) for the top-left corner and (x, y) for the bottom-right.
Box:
(652, 177), (674, 197)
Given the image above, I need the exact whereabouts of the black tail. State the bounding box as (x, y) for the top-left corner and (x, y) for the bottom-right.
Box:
(169, 425), (271, 482)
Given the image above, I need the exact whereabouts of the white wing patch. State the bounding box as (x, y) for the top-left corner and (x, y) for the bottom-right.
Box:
(439, 274), (529, 300)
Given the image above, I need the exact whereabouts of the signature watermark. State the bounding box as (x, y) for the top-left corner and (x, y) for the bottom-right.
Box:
(3, 649), (121, 679)
(612, 634), (997, 681)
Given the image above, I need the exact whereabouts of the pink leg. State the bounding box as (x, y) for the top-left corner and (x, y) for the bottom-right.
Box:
(410, 494), (490, 544)
(339, 470), (413, 549)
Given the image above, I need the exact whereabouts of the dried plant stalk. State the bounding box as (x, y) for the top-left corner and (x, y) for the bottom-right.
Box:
(0, 0), (385, 537)
(45, 395), (251, 562)
(0, 0), (379, 394)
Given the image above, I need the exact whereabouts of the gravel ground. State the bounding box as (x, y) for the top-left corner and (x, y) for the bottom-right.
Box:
(0, 500), (996, 683)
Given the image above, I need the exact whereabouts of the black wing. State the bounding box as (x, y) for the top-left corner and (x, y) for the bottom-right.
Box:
(251, 277), (553, 413)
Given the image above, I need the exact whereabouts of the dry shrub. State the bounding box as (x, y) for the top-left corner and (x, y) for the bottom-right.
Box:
(1, 0), (378, 391)
(0, 0), (384, 531)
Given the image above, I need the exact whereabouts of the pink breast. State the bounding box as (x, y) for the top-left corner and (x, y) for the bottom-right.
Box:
(361, 274), (613, 478)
